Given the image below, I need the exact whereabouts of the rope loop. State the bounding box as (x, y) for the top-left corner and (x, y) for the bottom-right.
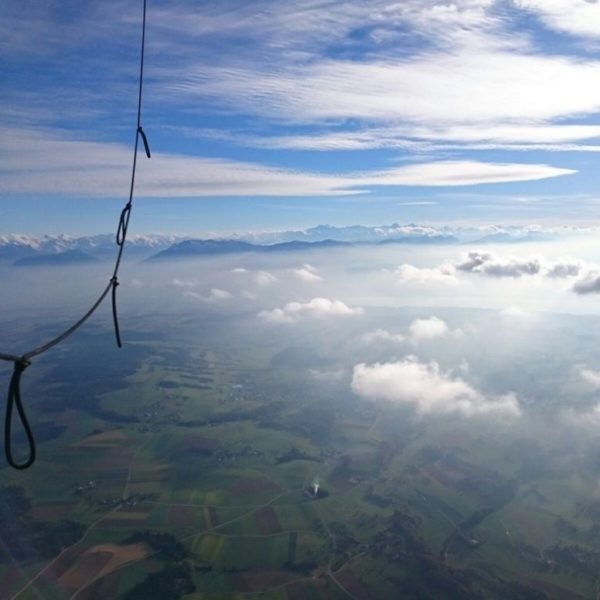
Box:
(111, 276), (122, 348)
(5, 358), (36, 470)
(116, 203), (132, 247)
(138, 126), (151, 158)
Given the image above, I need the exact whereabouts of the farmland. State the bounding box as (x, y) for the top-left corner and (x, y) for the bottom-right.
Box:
(2, 308), (600, 599)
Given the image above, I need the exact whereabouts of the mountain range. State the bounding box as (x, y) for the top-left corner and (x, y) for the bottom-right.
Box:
(0, 223), (585, 266)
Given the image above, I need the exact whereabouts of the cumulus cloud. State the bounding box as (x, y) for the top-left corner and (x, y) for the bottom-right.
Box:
(580, 368), (600, 389)
(408, 317), (449, 343)
(231, 267), (277, 286)
(396, 263), (458, 285)
(363, 317), (456, 346)
(292, 264), (323, 282)
(362, 328), (405, 344)
(456, 251), (542, 277)
(572, 271), (600, 294)
(456, 251), (584, 279)
(351, 358), (521, 418)
(184, 288), (232, 302)
(259, 297), (363, 323)
(545, 258), (584, 278)
(172, 277), (197, 288)
(254, 270), (277, 286)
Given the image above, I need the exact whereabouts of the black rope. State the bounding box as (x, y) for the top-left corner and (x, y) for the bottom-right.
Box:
(0, 0), (150, 470)
(5, 360), (34, 470)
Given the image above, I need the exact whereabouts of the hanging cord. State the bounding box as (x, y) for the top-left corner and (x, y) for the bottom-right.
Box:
(0, 0), (150, 470)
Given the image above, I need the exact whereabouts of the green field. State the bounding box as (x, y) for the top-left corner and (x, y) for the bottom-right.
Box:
(3, 312), (600, 599)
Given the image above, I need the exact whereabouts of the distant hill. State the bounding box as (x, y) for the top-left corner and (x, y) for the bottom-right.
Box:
(472, 231), (553, 244)
(377, 234), (457, 246)
(148, 238), (351, 260)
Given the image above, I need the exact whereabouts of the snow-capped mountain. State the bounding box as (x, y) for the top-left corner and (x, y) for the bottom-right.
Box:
(1, 223), (594, 265)
(0, 234), (184, 262)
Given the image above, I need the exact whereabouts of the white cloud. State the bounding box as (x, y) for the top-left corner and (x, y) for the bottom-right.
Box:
(516, 0), (600, 39)
(500, 305), (531, 319)
(210, 121), (600, 153)
(580, 368), (600, 389)
(259, 297), (363, 323)
(231, 267), (277, 286)
(173, 49), (600, 126)
(408, 317), (449, 343)
(292, 265), (322, 282)
(456, 251), (542, 277)
(254, 270), (277, 286)
(545, 257), (584, 278)
(396, 263), (458, 285)
(172, 277), (197, 288)
(1, 129), (572, 197)
(183, 288), (232, 302)
(362, 328), (405, 344)
(456, 251), (584, 279)
(572, 271), (600, 294)
(210, 288), (232, 300)
(146, 0), (600, 162)
(351, 358), (521, 418)
(355, 161), (575, 187)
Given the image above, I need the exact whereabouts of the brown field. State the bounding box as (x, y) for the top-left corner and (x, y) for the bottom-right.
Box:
(254, 506), (282, 535)
(44, 546), (86, 581)
(95, 450), (135, 473)
(32, 501), (77, 520)
(59, 551), (113, 590)
(77, 570), (121, 600)
(108, 510), (149, 521)
(58, 543), (148, 592)
(287, 579), (328, 600)
(235, 569), (300, 592)
(335, 565), (373, 600)
(167, 505), (197, 528)
(231, 477), (279, 495)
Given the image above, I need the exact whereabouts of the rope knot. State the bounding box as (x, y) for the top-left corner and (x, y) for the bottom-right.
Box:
(15, 358), (31, 374)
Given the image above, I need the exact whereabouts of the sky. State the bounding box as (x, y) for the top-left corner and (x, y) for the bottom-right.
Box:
(3, 0), (600, 235)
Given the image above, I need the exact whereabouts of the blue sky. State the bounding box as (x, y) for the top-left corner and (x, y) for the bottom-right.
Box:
(3, 0), (600, 235)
